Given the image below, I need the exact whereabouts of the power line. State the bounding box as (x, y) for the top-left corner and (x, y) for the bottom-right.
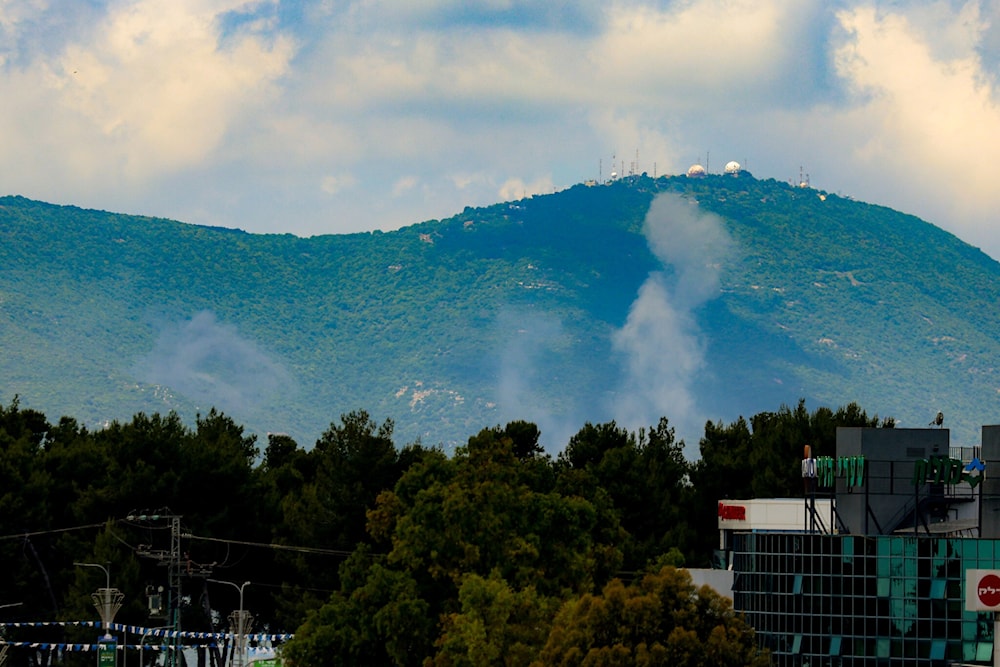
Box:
(0, 522), (107, 541)
(181, 533), (373, 558)
(0, 521), (377, 560)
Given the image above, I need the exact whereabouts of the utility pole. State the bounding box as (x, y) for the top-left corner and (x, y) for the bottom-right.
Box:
(129, 511), (183, 667)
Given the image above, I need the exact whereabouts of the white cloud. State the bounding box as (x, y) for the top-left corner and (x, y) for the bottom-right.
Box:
(498, 176), (555, 201)
(0, 0), (47, 34)
(1, 0), (1000, 258)
(595, 1), (790, 100)
(321, 173), (358, 195)
(0, 0), (293, 200)
(59, 0), (293, 174)
(826, 3), (1000, 254)
(392, 175), (419, 196)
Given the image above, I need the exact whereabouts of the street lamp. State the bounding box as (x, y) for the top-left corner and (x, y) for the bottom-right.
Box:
(208, 580), (251, 667)
(75, 561), (124, 667)
(74, 561), (110, 591)
(74, 562), (123, 634)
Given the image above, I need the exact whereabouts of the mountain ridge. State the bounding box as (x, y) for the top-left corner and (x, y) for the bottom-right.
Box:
(2, 174), (998, 451)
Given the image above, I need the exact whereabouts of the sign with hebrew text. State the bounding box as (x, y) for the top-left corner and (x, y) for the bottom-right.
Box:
(813, 455), (866, 489)
(913, 455), (984, 489)
(967, 570), (1000, 610)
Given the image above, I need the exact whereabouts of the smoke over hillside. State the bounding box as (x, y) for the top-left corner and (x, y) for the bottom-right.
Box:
(136, 311), (296, 417)
(492, 192), (734, 453)
(611, 193), (734, 450)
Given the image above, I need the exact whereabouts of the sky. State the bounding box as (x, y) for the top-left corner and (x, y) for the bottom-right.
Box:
(2, 0), (1000, 258)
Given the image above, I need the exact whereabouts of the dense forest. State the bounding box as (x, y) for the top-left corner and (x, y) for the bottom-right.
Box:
(3, 173), (1000, 452)
(0, 397), (892, 666)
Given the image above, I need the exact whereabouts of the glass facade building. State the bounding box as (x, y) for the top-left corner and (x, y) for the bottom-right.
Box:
(732, 532), (997, 665)
(723, 426), (1000, 666)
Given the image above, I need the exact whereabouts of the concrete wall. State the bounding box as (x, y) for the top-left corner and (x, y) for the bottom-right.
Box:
(836, 427), (950, 535)
(717, 498), (833, 532)
(687, 568), (734, 600)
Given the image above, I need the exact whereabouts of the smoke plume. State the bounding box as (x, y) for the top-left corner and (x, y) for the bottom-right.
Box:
(495, 308), (582, 452)
(610, 192), (734, 449)
(136, 310), (295, 415)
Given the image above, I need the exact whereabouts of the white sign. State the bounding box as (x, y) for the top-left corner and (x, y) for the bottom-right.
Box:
(966, 569), (1000, 611)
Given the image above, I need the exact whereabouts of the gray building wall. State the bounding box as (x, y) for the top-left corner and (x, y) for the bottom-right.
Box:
(835, 427), (950, 535)
(687, 568), (734, 600)
(979, 425), (1000, 538)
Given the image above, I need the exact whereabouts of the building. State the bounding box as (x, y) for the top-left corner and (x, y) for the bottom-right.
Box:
(720, 426), (999, 666)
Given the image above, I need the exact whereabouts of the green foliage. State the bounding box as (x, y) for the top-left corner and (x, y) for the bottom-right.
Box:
(534, 566), (766, 667)
(5, 173), (1000, 449)
(687, 399), (890, 563)
(271, 411), (416, 624)
(0, 394), (908, 666)
(284, 552), (434, 667)
(558, 418), (692, 570)
(375, 424), (622, 597)
(432, 572), (558, 667)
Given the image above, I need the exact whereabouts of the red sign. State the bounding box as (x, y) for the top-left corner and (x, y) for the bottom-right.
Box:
(718, 502), (746, 521)
(978, 574), (1000, 608)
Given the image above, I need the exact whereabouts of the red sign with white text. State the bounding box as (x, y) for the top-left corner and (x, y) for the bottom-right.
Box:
(966, 570), (1000, 610)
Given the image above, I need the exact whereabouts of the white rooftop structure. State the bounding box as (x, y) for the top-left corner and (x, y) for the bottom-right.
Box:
(718, 498), (834, 533)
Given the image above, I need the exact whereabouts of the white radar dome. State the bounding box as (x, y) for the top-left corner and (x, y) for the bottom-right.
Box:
(686, 164), (706, 178)
(724, 161), (741, 174)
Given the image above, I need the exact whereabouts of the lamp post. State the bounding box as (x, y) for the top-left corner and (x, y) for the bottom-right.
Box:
(74, 562), (124, 633)
(74, 561), (110, 591)
(74, 561), (123, 667)
(208, 580), (251, 667)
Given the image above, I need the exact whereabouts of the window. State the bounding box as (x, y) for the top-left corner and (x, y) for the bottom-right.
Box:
(978, 642), (994, 662)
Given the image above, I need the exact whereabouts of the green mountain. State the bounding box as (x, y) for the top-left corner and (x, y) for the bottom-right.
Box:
(2, 173), (998, 451)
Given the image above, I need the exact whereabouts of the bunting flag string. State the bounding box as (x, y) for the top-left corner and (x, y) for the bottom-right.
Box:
(0, 621), (292, 643)
(0, 640), (285, 653)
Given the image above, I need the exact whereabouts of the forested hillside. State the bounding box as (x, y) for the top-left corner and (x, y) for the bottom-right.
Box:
(2, 172), (1000, 449)
(0, 396), (883, 666)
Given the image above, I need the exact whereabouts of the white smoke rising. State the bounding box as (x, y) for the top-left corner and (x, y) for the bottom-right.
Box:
(641, 192), (733, 307)
(495, 309), (582, 452)
(611, 193), (733, 449)
(136, 310), (295, 415)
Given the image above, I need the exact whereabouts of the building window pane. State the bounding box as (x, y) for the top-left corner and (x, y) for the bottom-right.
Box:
(978, 642), (994, 662)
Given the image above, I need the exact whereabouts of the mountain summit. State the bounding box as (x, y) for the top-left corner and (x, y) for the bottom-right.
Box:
(3, 173), (998, 450)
